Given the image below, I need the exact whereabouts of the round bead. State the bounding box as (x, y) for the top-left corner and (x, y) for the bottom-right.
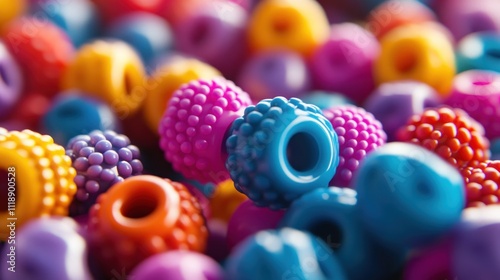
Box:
(456, 32), (500, 73)
(226, 97), (339, 209)
(159, 78), (251, 184)
(209, 179), (247, 223)
(301, 91), (354, 110)
(461, 160), (500, 208)
(91, 0), (167, 24)
(404, 240), (453, 280)
(355, 142), (465, 251)
(0, 0), (26, 32)
(0, 40), (23, 119)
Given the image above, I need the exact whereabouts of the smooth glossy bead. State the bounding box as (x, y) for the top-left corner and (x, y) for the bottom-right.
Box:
(355, 142), (465, 251)
(404, 240), (454, 280)
(247, 0), (329, 57)
(238, 50), (310, 101)
(301, 91), (354, 109)
(375, 24), (455, 96)
(310, 23), (379, 104)
(364, 81), (441, 141)
(456, 32), (500, 73)
(0, 0), (26, 32)
(0, 40), (23, 119)
(209, 179), (247, 223)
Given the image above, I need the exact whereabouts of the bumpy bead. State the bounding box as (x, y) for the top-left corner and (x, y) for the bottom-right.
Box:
(247, 0), (329, 57)
(445, 70), (500, 139)
(310, 23), (379, 104)
(209, 179), (247, 223)
(237, 50), (310, 101)
(0, 0), (26, 32)
(0, 40), (23, 119)
(226, 97), (339, 209)
(62, 40), (146, 118)
(226, 228), (347, 280)
(3, 17), (74, 97)
(88, 175), (207, 275)
(355, 142), (465, 251)
(461, 160), (500, 208)
(144, 58), (221, 133)
(374, 24), (455, 96)
(323, 106), (386, 187)
(0, 130), (77, 240)
(456, 32), (500, 73)
(397, 107), (489, 169)
(159, 78), (251, 184)
(65, 130), (143, 216)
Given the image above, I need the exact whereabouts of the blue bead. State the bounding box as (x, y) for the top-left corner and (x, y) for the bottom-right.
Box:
(456, 32), (500, 73)
(491, 137), (500, 160)
(301, 91), (355, 110)
(280, 187), (403, 280)
(225, 228), (347, 280)
(30, 0), (100, 47)
(355, 142), (465, 251)
(42, 93), (120, 145)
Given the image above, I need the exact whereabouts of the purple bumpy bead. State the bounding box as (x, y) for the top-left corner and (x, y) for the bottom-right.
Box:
(66, 130), (143, 216)
(323, 105), (386, 188)
(0, 40), (23, 119)
(364, 81), (441, 141)
(310, 23), (380, 104)
(130, 251), (224, 280)
(158, 78), (252, 184)
(445, 70), (500, 140)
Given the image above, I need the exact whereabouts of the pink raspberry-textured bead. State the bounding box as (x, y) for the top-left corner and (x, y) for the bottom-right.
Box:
(323, 105), (387, 187)
(159, 78), (252, 184)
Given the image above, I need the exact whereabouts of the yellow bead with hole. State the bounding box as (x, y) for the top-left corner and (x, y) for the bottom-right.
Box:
(209, 179), (247, 222)
(374, 24), (456, 96)
(0, 0), (26, 33)
(248, 0), (329, 57)
(62, 40), (146, 119)
(0, 130), (77, 240)
(144, 58), (221, 133)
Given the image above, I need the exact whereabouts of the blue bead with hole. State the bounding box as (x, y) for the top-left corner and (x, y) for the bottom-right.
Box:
(456, 32), (500, 73)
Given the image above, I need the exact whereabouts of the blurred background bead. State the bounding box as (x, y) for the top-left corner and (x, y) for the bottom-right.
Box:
(0, 40), (23, 119)
(492, 138), (500, 160)
(364, 81), (441, 141)
(91, 0), (167, 24)
(301, 91), (354, 109)
(456, 32), (500, 73)
(460, 160), (500, 208)
(404, 240), (454, 280)
(205, 219), (229, 262)
(310, 23), (379, 104)
(209, 179), (247, 223)
(184, 182), (211, 219)
(0, 0), (26, 33)
(238, 50), (310, 101)
(0, 91), (51, 131)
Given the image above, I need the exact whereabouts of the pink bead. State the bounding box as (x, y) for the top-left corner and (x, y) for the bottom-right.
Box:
(404, 240), (453, 280)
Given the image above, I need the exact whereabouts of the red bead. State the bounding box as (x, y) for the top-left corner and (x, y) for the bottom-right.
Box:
(462, 161), (500, 208)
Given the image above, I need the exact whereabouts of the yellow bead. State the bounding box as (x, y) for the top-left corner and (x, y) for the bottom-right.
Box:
(0, 130), (76, 240)
(143, 58), (221, 133)
(209, 179), (247, 222)
(0, 0), (26, 33)
(248, 0), (329, 57)
(374, 24), (456, 96)
(62, 40), (147, 118)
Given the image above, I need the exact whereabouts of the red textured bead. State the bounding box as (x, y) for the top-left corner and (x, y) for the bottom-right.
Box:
(2, 17), (74, 97)
(397, 107), (489, 169)
(462, 161), (500, 208)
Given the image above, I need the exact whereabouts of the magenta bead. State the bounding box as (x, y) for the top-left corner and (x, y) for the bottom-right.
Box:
(158, 78), (252, 184)
(310, 23), (380, 104)
(404, 240), (453, 280)
(445, 70), (500, 139)
(0, 40), (23, 119)
(226, 200), (285, 251)
(130, 251), (224, 280)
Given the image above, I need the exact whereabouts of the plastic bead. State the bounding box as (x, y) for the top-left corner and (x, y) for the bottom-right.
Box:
(0, 40), (23, 119)
(227, 200), (285, 250)
(404, 240), (454, 280)
(322, 105), (386, 187)
(355, 142), (465, 251)
(0, 0), (26, 32)
(0, 91), (51, 131)
(247, 0), (330, 57)
(87, 175), (207, 275)
(301, 91), (354, 109)
(65, 130), (143, 216)
(144, 58), (221, 133)
(364, 81), (441, 141)
(374, 24), (456, 96)
(237, 50), (310, 101)
(461, 160), (500, 208)
(445, 70), (500, 139)
(158, 78), (252, 184)
(209, 179), (247, 223)
(42, 94), (120, 145)
(492, 138), (500, 160)
(131, 251), (224, 280)
(106, 12), (173, 67)
(0, 130), (77, 240)
(397, 107), (490, 169)
(175, 1), (248, 76)
(226, 228), (347, 280)
(310, 23), (379, 104)
(0, 217), (91, 280)
(91, 0), (167, 24)
(3, 17), (74, 97)
(456, 32), (500, 73)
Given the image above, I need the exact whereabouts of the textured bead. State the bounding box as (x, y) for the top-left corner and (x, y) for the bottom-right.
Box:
(323, 105), (386, 187)
(209, 179), (247, 223)
(0, 130), (77, 240)
(0, 40), (23, 119)
(159, 78), (251, 184)
(226, 97), (339, 209)
(461, 160), (500, 208)
(88, 175), (207, 276)
(310, 23), (379, 104)
(397, 107), (490, 169)
(456, 32), (500, 73)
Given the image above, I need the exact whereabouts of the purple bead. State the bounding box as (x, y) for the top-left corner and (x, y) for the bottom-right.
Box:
(79, 146), (94, 157)
(111, 135), (128, 148)
(130, 251), (224, 280)
(89, 131), (106, 144)
(130, 159), (143, 174)
(85, 180), (100, 193)
(104, 150), (119, 165)
(88, 152), (104, 165)
(118, 147), (132, 161)
(0, 40), (23, 119)
(364, 81), (441, 141)
(74, 157), (90, 171)
(87, 165), (103, 178)
(95, 139), (112, 152)
(238, 50), (310, 101)
(205, 219), (229, 262)
(117, 161), (132, 177)
(100, 168), (116, 181)
(310, 23), (380, 104)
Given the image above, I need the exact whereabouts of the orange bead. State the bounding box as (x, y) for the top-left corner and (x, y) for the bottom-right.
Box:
(461, 161), (500, 208)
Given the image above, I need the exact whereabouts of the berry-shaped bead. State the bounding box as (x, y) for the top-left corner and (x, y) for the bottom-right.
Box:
(66, 130), (143, 216)
(323, 106), (386, 187)
(226, 97), (339, 209)
(461, 160), (500, 208)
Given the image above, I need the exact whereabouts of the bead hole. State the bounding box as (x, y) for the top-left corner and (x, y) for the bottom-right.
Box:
(394, 44), (419, 73)
(416, 181), (433, 198)
(57, 106), (82, 118)
(123, 69), (134, 96)
(273, 16), (293, 34)
(473, 80), (492, 86)
(121, 192), (158, 219)
(0, 66), (9, 86)
(309, 219), (343, 251)
(287, 132), (319, 172)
